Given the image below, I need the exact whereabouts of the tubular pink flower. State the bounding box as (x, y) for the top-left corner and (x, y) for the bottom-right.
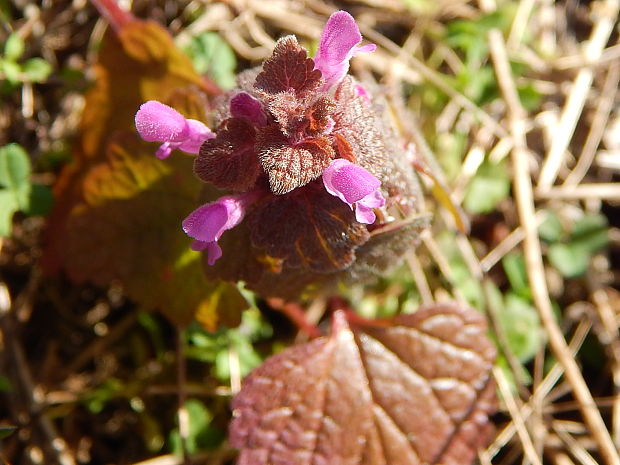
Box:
(313, 11), (376, 90)
(322, 159), (385, 224)
(135, 100), (214, 159)
(182, 193), (257, 265)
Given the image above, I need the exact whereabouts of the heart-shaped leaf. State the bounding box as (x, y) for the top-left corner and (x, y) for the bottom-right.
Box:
(230, 303), (497, 465)
(194, 117), (261, 191)
(254, 36), (322, 97)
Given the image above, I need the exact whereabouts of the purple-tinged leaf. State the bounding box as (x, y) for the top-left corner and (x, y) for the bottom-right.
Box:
(247, 182), (369, 272)
(257, 127), (335, 195)
(230, 303), (497, 465)
(194, 118), (262, 191)
(254, 36), (323, 97)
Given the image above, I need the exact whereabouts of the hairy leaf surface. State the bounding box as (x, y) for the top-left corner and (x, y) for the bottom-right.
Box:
(254, 36), (322, 97)
(258, 127), (334, 194)
(230, 304), (496, 465)
(195, 117), (262, 191)
(248, 184), (369, 272)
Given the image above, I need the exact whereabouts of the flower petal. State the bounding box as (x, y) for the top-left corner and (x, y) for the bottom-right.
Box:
(322, 158), (380, 204)
(182, 202), (230, 243)
(314, 11), (376, 89)
(178, 119), (215, 154)
(155, 142), (173, 160)
(359, 189), (386, 210)
(135, 100), (189, 143)
(206, 242), (223, 265)
(354, 204), (376, 224)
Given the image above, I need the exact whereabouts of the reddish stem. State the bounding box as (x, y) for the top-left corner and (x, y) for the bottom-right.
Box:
(89, 0), (133, 33)
(266, 298), (322, 339)
(328, 296), (392, 329)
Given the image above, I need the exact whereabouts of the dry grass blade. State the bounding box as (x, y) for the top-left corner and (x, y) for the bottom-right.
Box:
(487, 25), (620, 465)
(537, 0), (620, 189)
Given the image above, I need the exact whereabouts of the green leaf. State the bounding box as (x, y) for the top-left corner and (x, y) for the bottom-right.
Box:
(0, 425), (17, 439)
(502, 253), (531, 300)
(169, 399), (214, 455)
(25, 183), (53, 216)
(0, 143), (30, 190)
(0, 374), (12, 392)
(1, 59), (21, 83)
(547, 214), (608, 278)
(548, 243), (590, 278)
(4, 33), (24, 61)
(23, 57), (52, 82)
(181, 32), (236, 90)
(500, 293), (542, 363)
(538, 210), (563, 243)
(0, 143), (32, 233)
(571, 214), (608, 253)
(0, 190), (19, 237)
(463, 160), (510, 214)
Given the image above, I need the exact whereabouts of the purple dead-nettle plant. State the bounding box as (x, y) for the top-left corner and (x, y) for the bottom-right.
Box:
(135, 11), (427, 298)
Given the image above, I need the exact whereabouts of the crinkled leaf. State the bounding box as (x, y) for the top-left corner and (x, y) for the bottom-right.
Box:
(258, 127), (334, 194)
(230, 304), (497, 465)
(194, 117), (261, 191)
(345, 214), (432, 284)
(254, 36), (322, 97)
(248, 183), (369, 272)
(43, 19), (242, 328)
(305, 96), (336, 136)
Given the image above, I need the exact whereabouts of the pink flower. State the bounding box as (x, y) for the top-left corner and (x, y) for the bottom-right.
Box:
(135, 100), (214, 159)
(313, 11), (376, 90)
(181, 192), (257, 265)
(322, 159), (385, 224)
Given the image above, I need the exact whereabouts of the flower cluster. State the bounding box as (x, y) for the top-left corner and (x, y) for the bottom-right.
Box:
(135, 11), (424, 297)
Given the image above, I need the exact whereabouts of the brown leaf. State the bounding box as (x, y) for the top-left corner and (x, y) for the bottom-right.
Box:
(230, 304), (497, 465)
(254, 36), (323, 98)
(247, 183), (369, 272)
(258, 127), (334, 194)
(194, 118), (262, 191)
(43, 19), (244, 328)
(306, 96), (336, 136)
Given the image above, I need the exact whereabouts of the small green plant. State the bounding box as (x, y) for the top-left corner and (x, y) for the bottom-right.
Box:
(0, 143), (53, 237)
(180, 32), (237, 90)
(0, 33), (52, 89)
(546, 213), (609, 278)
